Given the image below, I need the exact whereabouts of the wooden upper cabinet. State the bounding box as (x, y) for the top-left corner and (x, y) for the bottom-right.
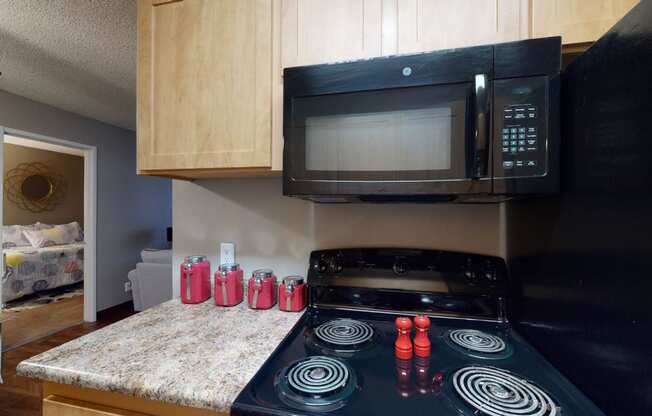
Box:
(137, 0), (274, 174)
(281, 0), (529, 68)
(135, 0), (637, 178)
(396, 0), (529, 54)
(531, 0), (639, 45)
(281, 0), (384, 68)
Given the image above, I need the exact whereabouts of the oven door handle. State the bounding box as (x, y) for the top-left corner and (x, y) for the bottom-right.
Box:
(472, 74), (490, 179)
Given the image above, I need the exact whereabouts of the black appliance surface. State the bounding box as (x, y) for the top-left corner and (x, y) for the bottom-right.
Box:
(506, 2), (652, 415)
(232, 248), (604, 416)
(283, 38), (561, 203)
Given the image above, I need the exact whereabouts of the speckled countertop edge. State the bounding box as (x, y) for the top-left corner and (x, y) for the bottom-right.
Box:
(17, 299), (303, 412)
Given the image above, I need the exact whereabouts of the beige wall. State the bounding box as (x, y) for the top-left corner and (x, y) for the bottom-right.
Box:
(172, 178), (503, 297)
(3, 143), (84, 227)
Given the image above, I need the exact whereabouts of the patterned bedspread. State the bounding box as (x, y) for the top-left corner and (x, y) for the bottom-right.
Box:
(2, 243), (84, 303)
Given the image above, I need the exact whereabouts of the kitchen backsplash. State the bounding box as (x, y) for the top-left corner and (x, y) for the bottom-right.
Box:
(172, 178), (504, 297)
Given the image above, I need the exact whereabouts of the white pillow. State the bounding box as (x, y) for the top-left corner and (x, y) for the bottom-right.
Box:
(22, 222), (83, 248)
(2, 224), (38, 249)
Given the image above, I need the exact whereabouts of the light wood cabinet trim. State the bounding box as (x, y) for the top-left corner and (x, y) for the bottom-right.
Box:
(396, 0), (528, 54)
(43, 382), (227, 416)
(562, 42), (593, 54)
(138, 167), (282, 180)
(531, 0), (639, 45)
(281, 0), (385, 68)
(271, 0), (284, 171)
(136, 0), (152, 174)
(381, 0), (398, 55)
(44, 395), (149, 416)
(519, 0), (532, 39)
(152, 0), (182, 6)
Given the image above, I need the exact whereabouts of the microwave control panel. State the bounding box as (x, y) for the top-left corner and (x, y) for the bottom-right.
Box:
(494, 78), (548, 178)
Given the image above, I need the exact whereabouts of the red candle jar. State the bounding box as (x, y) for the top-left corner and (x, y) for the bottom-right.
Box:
(180, 255), (211, 304)
(279, 276), (306, 312)
(215, 263), (243, 307)
(248, 269), (277, 309)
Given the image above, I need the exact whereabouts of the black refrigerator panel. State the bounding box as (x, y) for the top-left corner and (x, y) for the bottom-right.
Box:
(507, 1), (652, 415)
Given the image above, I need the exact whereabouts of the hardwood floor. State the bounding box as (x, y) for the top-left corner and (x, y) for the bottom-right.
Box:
(2, 295), (84, 352)
(0, 302), (135, 416)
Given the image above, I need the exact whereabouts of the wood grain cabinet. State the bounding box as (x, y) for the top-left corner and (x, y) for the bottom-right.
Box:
(43, 395), (146, 416)
(136, 0), (638, 178)
(137, 0), (280, 178)
(278, 0), (639, 69)
(531, 0), (639, 45)
(42, 382), (227, 416)
(281, 0), (384, 67)
(395, 0), (529, 54)
(280, 0), (529, 67)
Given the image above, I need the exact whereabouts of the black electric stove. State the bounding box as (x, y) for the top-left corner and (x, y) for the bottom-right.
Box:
(232, 248), (605, 416)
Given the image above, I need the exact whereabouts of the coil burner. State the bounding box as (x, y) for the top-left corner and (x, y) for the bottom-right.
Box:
(445, 329), (513, 359)
(453, 366), (559, 416)
(275, 356), (357, 411)
(449, 329), (506, 353)
(315, 319), (375, 347)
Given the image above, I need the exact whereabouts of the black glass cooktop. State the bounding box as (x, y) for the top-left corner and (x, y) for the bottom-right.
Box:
(231, 308), (605, 416)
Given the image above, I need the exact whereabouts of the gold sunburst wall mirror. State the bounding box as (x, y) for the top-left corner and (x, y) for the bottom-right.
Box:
(5, 162), (67, 213)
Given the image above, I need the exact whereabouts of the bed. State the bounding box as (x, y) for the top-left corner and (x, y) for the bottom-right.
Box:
(2, 243), (84, 303)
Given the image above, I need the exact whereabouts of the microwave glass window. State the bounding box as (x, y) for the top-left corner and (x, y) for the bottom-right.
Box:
(304, 107), (452, 171)
(289, 83), (471, 181)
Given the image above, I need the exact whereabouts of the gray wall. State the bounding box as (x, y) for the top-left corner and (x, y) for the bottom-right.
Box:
(172, 178), (503, 297)
(0, 90), (171, 311)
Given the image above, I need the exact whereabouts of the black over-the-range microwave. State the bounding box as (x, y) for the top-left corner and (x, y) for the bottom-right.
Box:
(283, 37), (561, 203)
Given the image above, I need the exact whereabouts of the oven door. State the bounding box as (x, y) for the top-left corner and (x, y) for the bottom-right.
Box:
(284, 75), (492, 199)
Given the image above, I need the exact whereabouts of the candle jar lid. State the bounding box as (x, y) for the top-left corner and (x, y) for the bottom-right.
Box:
(282, 275), (304, 286)
(252, 268), (274, 281)
(219, 263), (240, 272)
(184, 255), (207, 266)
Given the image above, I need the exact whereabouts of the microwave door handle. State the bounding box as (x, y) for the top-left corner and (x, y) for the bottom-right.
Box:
(472, 74), (490, 179)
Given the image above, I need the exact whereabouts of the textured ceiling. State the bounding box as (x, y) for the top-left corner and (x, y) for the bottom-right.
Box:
(0, 0), (136, 130)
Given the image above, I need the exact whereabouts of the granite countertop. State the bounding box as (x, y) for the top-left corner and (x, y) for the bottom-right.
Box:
(17, 299), (303, 413)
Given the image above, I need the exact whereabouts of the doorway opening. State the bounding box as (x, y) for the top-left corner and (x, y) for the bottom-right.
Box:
(1, 127), (97, 352)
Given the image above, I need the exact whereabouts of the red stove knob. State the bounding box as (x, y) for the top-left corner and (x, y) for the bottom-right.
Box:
(414, 315), (431, 357)
(395, 317), (413, 360)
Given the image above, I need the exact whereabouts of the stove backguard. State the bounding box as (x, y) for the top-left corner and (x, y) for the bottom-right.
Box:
(308, 248), (508, 321)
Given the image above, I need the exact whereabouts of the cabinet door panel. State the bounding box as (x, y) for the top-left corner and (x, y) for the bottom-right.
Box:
(282, 0), (383, 67)
(138, 0), (272, 171)
(43, 395), (147, 416)
(397, 0), (527, 53)
(532, 0), (639, 44)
